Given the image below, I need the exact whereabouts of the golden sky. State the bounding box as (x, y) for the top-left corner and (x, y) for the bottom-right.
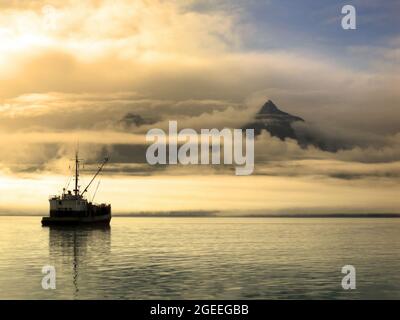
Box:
(0, 0), (399, 214)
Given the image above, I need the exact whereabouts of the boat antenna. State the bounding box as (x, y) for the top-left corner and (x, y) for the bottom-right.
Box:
(73, 147), (83, 197)
(74, 151), (79, 196)
(81, 157), (109, 196)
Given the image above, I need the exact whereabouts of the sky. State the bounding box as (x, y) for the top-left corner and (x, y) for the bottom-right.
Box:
(0, 0), (399, 214)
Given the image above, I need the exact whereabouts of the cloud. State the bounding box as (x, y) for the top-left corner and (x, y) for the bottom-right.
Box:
(0, 1), (399, 214)
(1, 1), (399, 138)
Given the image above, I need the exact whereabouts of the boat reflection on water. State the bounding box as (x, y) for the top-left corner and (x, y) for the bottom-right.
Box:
(48, 225), (111, 297)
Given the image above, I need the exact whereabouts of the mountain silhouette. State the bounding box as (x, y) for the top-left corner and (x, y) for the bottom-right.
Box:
(243, 100), (304, 140)
(120, 113), (158, 127)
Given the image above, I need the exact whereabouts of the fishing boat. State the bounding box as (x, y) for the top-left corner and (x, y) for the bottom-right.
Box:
(41, 152), (111, 226)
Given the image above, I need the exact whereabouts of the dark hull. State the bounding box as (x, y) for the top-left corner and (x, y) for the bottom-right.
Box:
(43, 201), (111, 227)
(42, 213), (111, 226)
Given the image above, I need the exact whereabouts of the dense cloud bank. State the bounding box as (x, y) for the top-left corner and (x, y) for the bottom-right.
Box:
(0, 0), (398, 183)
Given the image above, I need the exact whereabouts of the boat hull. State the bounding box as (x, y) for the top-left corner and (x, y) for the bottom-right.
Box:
(41, 213), (111, 226)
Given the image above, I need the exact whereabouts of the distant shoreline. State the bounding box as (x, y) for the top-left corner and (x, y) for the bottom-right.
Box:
(236, 213), (400, 218)
(1, 212), (400, 218)
(113, 213), (400, 218)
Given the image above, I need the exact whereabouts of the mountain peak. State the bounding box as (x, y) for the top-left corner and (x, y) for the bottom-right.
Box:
(243, 99), (304, 140)
(258, 100), (280, 114)
(258, 100), (287, 115)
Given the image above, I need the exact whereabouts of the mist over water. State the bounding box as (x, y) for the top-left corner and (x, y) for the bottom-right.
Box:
(0, 216), (399, 299)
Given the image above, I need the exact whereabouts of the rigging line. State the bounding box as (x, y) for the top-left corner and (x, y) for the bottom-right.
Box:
(91, 180), (101, 203)
(65, 175), (72, 191)
(91, 168), (104, 202)
(81, 157), (109, 196)
(92, 165), (102, 202)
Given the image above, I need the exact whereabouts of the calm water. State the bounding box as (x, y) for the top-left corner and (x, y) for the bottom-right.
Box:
(0, 216), (399, 299)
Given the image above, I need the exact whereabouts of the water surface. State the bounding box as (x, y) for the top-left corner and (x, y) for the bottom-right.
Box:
(0, 216), (399, 299)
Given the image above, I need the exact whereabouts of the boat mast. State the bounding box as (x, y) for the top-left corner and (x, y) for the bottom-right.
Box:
(74, 151), (79, 196)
